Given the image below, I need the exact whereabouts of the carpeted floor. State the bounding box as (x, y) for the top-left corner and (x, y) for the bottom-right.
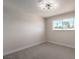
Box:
(4, 42), (75, 59)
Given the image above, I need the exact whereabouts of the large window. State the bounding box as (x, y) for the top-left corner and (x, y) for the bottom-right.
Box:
(52, 17), (75, 30)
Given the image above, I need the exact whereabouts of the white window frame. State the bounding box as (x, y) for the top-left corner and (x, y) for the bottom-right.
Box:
(52, 17), (75, 30)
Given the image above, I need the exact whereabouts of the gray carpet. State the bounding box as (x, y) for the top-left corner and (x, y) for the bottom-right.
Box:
(4, 42), (75, 59)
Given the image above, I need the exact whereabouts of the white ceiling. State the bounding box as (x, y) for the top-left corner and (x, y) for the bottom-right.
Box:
(4, 0), (75, 17)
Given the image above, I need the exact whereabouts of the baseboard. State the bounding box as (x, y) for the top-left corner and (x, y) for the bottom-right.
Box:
(47, 40), (75, 48)
(4, 41), (46, 56)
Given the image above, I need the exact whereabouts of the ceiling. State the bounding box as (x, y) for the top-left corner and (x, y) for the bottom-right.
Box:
(4, 0), (75, 18)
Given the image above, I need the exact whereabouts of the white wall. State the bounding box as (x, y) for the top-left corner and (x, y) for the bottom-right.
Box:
(3, 5), (45, 55)
(46, 12), (75, 48)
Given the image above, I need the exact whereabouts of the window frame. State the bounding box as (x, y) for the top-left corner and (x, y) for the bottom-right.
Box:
(52, 17), (75, 30)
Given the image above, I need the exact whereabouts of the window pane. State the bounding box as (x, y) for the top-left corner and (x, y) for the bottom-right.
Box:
(52, 17), (74, 30)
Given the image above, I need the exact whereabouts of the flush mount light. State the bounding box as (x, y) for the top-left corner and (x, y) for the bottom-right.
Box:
(37, 0), (59, 10)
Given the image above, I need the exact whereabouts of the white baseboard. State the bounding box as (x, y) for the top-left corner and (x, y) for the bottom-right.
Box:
(4, 40), (74, 56)
(48, 40), (75, 48)
(4, 41), (46, 56)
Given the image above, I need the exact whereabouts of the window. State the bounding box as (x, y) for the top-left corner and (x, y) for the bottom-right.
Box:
(52, 17), (75, 30)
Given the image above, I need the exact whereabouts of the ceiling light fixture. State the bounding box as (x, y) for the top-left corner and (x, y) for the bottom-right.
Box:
(38, 0), (58, 10)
